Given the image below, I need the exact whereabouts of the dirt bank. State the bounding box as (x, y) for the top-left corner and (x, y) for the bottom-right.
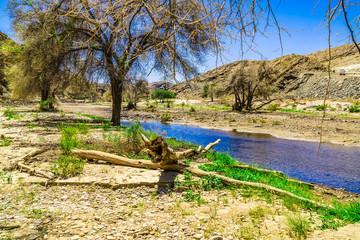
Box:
(59, 101), (360, 148)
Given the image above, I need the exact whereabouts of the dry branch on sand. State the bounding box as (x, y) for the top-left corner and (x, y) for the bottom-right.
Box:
(10, 149), (53, 179)
(72, 138), (329, 209)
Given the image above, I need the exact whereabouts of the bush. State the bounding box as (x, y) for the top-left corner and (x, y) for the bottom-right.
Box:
(51, 154), (86, 178)
(315, 104), (329, 111)
(267, 103), (279, 112)
(123, 120), (144, 154)
(190, 106), (196, 112)
(285, 214), (311, 240)
(3, 107), (15, 118)
(0, 135), (11, 146)
(348, 104), (360, 113)
(160, 112), (171, 123)
(165, 99), (173, 108)
(58, 124), (89, 153)
(39, 98), (56, 111)
(151, 89), (176, 102)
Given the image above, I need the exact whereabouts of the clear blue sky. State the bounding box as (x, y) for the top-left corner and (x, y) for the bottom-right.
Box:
(0, 0), (353, 82)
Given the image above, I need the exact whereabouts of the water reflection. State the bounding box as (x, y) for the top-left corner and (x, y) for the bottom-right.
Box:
(122, 120), (360, 194)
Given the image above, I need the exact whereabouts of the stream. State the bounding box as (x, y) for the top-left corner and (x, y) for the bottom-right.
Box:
(122, 120), (360, 194)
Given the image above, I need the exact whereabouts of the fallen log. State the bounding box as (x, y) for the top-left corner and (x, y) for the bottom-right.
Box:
(10, 149), (45, 170)
(140, 134), (221, 165)
(17, 162), (53, 179)
(8, 149), (53, 179)
(72, 149), (330, 208)
(0, 224), (20, 229)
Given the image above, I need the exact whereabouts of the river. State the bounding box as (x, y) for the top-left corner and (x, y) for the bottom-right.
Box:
(122, 120), (360, 194)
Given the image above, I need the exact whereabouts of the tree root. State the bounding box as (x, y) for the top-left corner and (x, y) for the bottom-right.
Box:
(72, 149), (330, 209)
(140, 134), (221, 165)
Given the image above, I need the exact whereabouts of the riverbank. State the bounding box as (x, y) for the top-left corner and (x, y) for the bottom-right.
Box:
(59, 101), (360, 148)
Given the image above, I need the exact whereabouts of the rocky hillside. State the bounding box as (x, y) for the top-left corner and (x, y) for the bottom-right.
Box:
(149, 81), (174, 91)
(170, 44), (360, 99)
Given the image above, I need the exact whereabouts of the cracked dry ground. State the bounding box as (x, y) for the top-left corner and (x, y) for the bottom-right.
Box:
(0, 105), (360, 240)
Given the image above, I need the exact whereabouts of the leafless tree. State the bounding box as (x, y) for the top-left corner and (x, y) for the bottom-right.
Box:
(227, 60), (277, 112)
(124, 74), (149, 110)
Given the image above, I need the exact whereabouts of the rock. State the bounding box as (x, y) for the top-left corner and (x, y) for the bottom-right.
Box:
(34, 219), (43, 224)
(194, 233), (203, 239)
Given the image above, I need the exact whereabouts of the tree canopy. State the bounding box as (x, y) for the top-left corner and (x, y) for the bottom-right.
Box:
(151, 89), (176, 102)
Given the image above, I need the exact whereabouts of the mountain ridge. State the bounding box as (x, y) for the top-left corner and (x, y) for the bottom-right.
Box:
(166, 43), (360, 99)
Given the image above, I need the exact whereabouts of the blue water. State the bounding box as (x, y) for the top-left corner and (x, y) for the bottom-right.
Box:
(122, 121), (360, 194)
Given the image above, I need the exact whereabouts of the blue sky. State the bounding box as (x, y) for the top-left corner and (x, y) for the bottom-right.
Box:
(0, 0), (353, 82)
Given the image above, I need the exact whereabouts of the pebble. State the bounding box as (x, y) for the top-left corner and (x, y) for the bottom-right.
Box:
(194, 233), (203, 239)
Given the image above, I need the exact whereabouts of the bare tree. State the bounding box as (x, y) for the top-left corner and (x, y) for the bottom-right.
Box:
(124, 74), (149, 110)
(227, 61), (277, 112)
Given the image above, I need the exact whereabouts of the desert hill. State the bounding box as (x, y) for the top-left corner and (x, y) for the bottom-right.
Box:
(168, 44), (360, 100)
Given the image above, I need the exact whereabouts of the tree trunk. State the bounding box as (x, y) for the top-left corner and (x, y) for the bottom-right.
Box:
(41, 88), (49, 101)
(111, 79), (123, 125)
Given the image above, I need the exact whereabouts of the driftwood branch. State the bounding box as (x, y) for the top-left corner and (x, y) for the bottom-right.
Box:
(10, 149), (45, 170)
(72, 149), (329, 208)
(141, 134), (220, 165)
(17, 162), (53, 179)
(10, 149), (53, 179)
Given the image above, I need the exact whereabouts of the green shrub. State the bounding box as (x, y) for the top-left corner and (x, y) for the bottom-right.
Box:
(0, 135), (11, 146)
(184, 190), (206, 205)
(165, 99), (173, 108)
(160, 112), (171, 123)
(39, 98), (56, 111)
(247, 118), (258, 123)
(151, 89), (176, 102)
(103, 132), (122, 154)
(58, 125), (82, 153)
(348, 104), (360, 113)
(272, 120), (282, 125)
(285, 214), (311, 240)
(2, 107), (23, 119)
(0, 171), (12, 184)
(315, 104), (329, 111)
(51, 154), (86, 178)
(123, 120), (144, 154)
(249, 206), (265, 218)
(3, 107), (15, 118)
(267, 103), (279, 112)
(190, 106), (196, 112)
(318, 216), (343, 230)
